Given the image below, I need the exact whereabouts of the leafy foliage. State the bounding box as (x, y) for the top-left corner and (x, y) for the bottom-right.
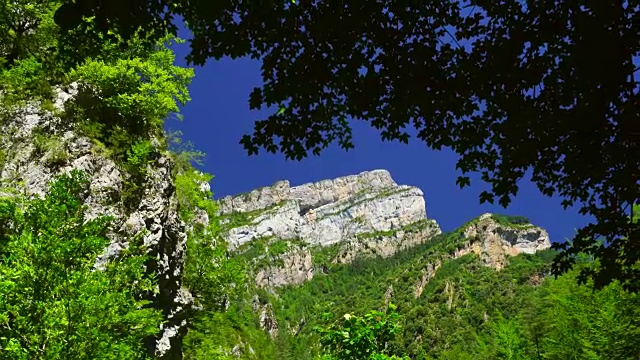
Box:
(172, 162), (245, 313)
(182, 302), (279, 360)
(0, 170), (162, 359)
(315, 305), (409, 360)
(65, 33), (193, 163)
(176, 168), (259, 359)
(1, 0), (195, 214)
(169, 141), (249, 357)
(32, 129), (69, 167)
(66, 34), (193, 211)
(165, 129), (205, 174)
(67, 34), (193, 136)
(0, 56), (54, 110)
(490, 214), (533, 230)
(174, 169), (215, 223)
(0, 0), (60, 107)
(52, 0), (640, 291)
(126, 139), (155, 174)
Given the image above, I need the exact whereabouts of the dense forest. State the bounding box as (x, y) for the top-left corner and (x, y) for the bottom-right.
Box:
(1, 1), (640, 359)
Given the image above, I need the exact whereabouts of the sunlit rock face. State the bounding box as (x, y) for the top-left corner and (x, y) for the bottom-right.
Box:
(459, 213), (552, 270)
(220, 171), (553, 290)
(219, 169), (438, 248)
(217, 169), (442, 287)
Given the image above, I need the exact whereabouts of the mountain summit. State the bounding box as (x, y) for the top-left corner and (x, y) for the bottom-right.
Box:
(218, 170), (551, 288)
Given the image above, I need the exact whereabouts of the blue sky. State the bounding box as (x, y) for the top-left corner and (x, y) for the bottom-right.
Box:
(166, 34), (592, 245)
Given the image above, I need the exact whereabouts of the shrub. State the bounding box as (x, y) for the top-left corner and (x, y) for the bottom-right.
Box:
(0, 169), (162, 358)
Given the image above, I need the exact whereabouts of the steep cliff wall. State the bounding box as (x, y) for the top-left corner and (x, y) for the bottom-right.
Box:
(219, 169), (436, 247)
(0, 85), (190, 359)
(218, 170), (442, 287)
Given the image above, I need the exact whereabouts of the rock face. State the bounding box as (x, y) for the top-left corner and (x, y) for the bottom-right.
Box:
(255, 247), (314, 288)
(219, 170), (442, 287)
(414, 261), (442, 298)
(221, 173), (550, 291)
(220, 169), (439, 248)
(251, 295), (279, 338)
(0, 85), (189, 359)
(459, 213), (552, 270)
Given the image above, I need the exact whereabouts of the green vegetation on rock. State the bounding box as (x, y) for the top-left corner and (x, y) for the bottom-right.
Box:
(356, 219), (436, 241)
(210, 223), (640, 359)
(0, 170), (162, 359)
(32, 129), (69, 167)
(490, 214), (535, 230)
(218, 201), (288, 232)
(0, 2), (241, 358)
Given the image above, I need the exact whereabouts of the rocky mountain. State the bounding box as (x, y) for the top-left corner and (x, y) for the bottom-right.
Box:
(218, 170), (551, 289)
(218, 169), (439, 248)
(218, 169), (442, 287)
(202, 172), (557, 359)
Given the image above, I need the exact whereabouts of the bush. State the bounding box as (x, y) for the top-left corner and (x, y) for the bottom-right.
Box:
(0, 169), (162, 359)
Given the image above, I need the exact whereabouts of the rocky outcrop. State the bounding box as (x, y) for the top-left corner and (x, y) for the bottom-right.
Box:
(224, 175), (551, 292)
(0, 85), (189, 359)
(255, 247), (314, 288)
(460, 213), (551, 270)
(414, 261), (442, 298)
(219, 170), (442, 287)
(251, 295), (279, 338)
(219, 170), (438, 248)
(333, 218), (441, 264)
(412, 213), (551, 298)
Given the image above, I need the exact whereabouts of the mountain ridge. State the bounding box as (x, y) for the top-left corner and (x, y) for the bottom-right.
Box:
(217, 170), (551, 290)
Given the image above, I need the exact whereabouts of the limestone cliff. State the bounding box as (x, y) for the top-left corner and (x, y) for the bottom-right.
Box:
(218, 170), (442, 287)
(0, 85), (190, 359)
(219, 169), (438, 248)
(459, 213), (552, 270)
(220, 172), (552, 292)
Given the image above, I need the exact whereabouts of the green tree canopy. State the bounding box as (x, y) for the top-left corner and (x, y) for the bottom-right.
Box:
(39, 1), (640, 291)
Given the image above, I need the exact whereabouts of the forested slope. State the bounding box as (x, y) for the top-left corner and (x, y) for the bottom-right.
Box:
(185, 214), (640, 360)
